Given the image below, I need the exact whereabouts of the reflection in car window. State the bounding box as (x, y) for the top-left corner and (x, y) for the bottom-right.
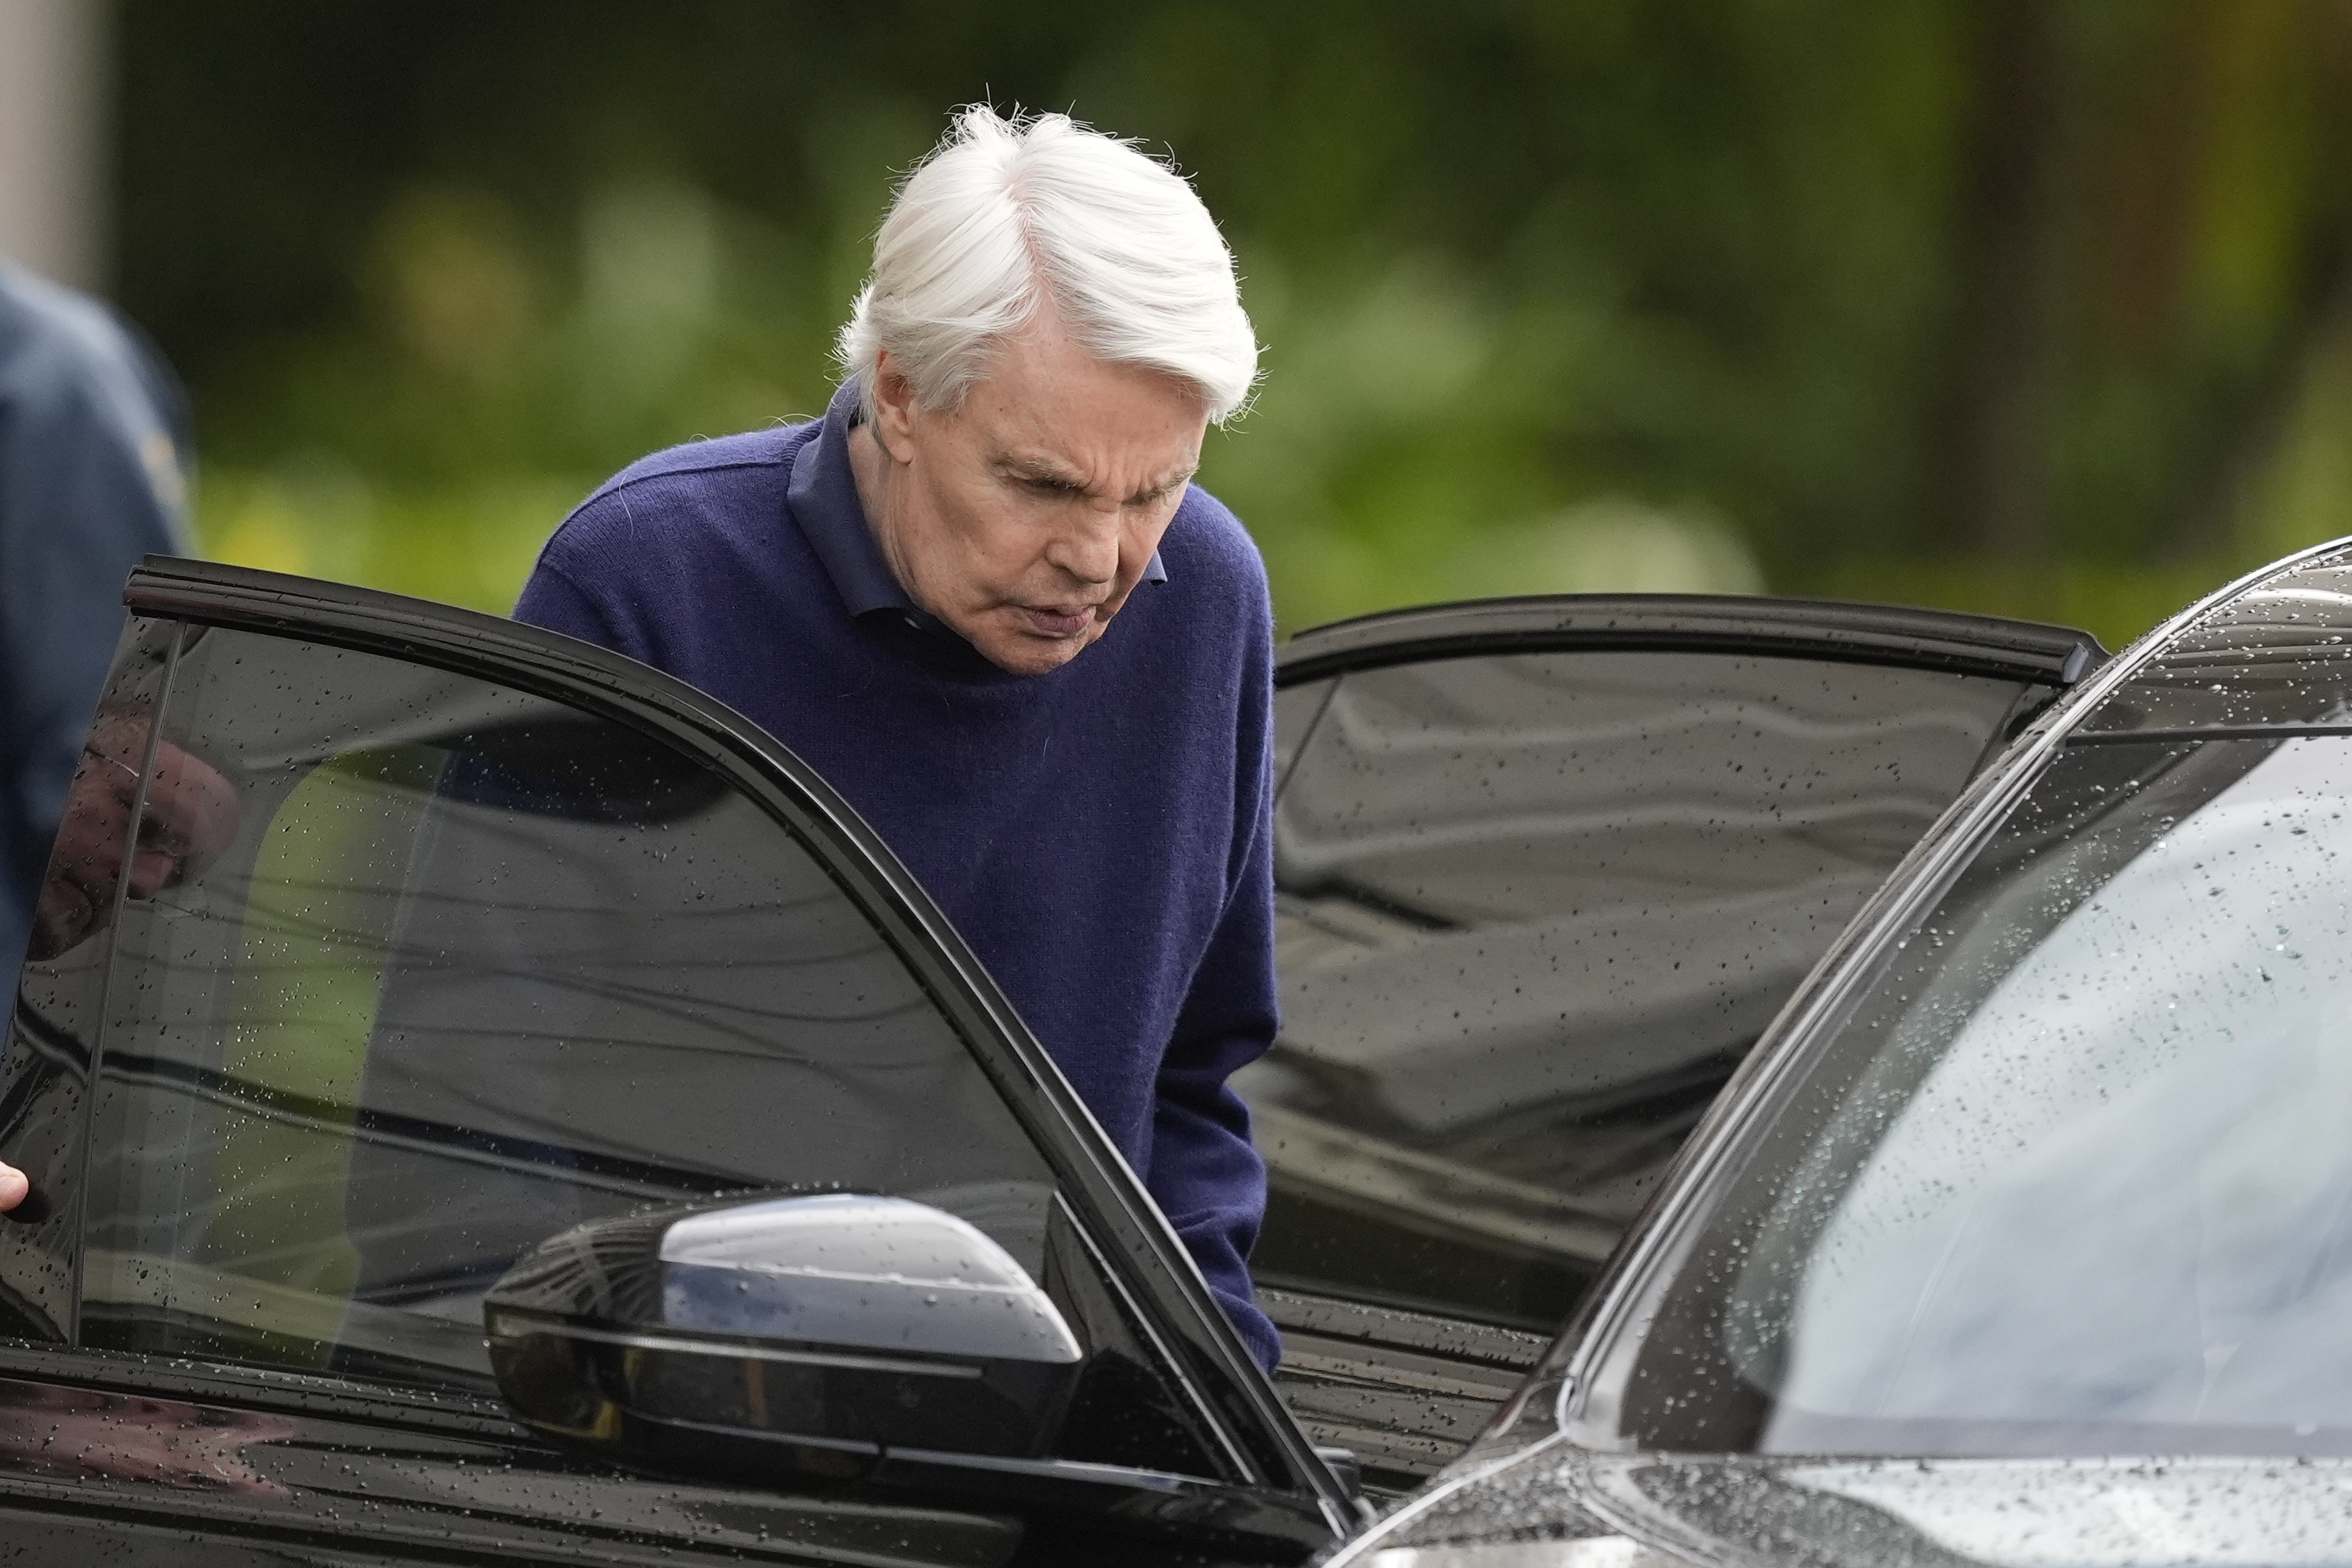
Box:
(1244, 651), (2030, 1328)
(0, 616), (183, 1342)
(1596, 733), (2352, 1456)
(62, 629), (1184, 1435)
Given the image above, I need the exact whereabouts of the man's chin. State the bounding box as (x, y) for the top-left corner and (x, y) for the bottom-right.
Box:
(982, 639), (1088, 676)
(968, 622), (1101, 676)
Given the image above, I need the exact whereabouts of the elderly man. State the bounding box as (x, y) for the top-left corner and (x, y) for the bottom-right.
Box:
(509, 108), (1282, 1367)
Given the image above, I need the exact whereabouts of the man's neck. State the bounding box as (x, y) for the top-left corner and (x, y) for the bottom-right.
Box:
(845, 419), (885, 536)
(845, 421), (917, 607)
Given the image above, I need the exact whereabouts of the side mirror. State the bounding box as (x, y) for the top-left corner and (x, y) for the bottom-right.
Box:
(485, 1192), (1084, 1474)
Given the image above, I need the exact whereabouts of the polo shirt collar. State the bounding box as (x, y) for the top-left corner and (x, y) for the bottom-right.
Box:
(785, 377), (1168, 628)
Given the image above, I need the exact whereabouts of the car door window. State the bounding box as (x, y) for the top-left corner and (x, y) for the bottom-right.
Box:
(44, 622), (1225, 1478)
(76, 626), (1047, 1372)
(1243, 650), (2034, 1330)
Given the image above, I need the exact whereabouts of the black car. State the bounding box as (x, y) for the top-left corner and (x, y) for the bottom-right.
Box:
(0, 556), (2102, 1564)
(1331, 537), (2352, 1567)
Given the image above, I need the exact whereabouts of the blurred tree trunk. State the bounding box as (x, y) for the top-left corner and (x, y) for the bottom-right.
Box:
(0, 0), (109, 287)
(1944, 0), (2060, 559)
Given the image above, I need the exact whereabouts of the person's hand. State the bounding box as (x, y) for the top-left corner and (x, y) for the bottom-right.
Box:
(28, 713), (240, 962)
(0, 1162), (25, 1213)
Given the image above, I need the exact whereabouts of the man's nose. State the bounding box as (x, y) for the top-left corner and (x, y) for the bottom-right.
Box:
(1046, 514), (1121, 586)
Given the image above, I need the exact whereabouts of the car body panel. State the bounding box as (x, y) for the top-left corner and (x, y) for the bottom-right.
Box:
(0, 1352), (1029, 1566)
(1332, 1437), (2352, 1568)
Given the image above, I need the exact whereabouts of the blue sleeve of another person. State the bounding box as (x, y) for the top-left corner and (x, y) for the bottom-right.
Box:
(0, 266), (190, 979)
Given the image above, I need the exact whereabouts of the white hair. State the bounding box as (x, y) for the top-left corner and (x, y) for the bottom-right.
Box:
(837, 106), (1260, 425)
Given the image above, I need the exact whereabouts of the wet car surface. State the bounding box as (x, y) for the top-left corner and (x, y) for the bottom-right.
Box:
(1330, 539), (2352, 1566)
(1, 556), (2112, 1563)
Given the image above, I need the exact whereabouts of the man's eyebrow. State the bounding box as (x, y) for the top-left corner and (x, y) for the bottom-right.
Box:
(1134, 463), (1199, 499)
(991, 451), (1199, 499)
(994, 451), (1081, 482)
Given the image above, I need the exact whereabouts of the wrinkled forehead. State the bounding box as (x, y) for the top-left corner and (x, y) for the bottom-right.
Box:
(957, 352), (1205, 489)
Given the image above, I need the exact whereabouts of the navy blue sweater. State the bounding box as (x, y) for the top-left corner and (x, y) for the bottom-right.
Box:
(515, 388), (1282, 1368)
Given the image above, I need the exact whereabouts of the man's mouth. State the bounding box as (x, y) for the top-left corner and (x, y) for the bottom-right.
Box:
(1016, 604), (1097, 638)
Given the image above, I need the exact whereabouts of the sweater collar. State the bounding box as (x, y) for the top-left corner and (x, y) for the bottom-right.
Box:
(785, 378), (1167, 629)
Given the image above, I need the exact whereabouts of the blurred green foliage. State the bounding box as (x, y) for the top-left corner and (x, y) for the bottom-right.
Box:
(114, 0), (2352, 647)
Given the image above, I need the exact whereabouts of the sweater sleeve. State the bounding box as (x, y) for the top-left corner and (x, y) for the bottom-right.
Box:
(1148, 818), (1282, 1371)
(1144, 603), (1283, 1372)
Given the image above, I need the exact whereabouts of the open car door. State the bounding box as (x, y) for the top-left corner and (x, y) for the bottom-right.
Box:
(1242, 596), (2106, 1493)
(0, 559), (1356, 1567)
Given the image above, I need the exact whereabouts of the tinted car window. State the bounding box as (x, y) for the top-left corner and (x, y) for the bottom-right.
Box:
(69, 626), (1060, 1392)
(1242, 650), (2031, 1328)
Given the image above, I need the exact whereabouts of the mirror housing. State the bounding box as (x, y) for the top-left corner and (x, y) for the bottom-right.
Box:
(486, 1193), (1084, 1471)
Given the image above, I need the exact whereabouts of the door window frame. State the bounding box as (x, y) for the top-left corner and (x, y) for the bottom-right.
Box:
(1275, 593), (2106, 691)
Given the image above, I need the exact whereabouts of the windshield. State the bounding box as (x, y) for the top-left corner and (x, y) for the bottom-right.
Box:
(1576, 726), (2352, 1456)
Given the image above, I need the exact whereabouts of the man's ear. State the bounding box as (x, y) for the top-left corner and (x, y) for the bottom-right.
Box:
(869, 352), (921, 465)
